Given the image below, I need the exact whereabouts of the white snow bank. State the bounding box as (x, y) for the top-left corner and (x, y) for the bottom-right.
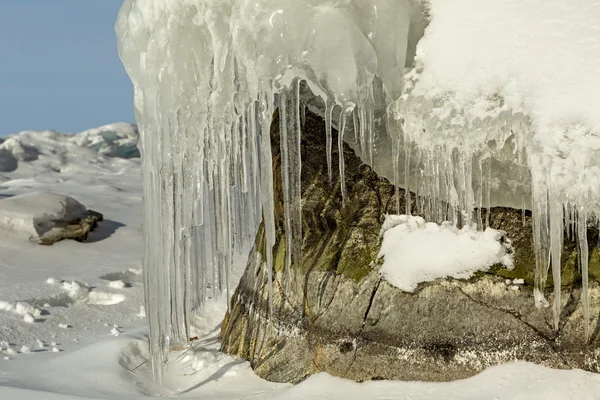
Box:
(377, 215), (513, 292)
(0, 192), (87, 239)
(403, 0), (600, 208)
(274, 362), (600, 400)
(417, 0), (600, 130)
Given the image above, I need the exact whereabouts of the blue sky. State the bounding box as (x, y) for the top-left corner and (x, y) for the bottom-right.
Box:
(0, 1), (134, 135)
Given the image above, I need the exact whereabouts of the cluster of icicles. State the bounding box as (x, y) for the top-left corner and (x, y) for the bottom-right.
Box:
(116, 0), (598, 385)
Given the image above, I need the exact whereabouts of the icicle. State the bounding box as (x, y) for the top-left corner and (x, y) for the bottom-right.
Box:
(259, 92), (276, 315)
(549, 190), (564, 329)
(279, 80), (305, 290)
(338, 108), (348, 204)
(485, 157), (492, 229)
(359, 106), (367, 162)
(367, 94), (375, 167)
(290, 79), (304, 290)
(414, 147), (423, 217)
(532, 184), (551, 309)
(325, 101), (334, 185)
(352, 108), (359, 144)
(240, 106), (249, 193)
(279, 89), (293, 286)
(577, 209), (590, 341)
(404, 133), (412, 216)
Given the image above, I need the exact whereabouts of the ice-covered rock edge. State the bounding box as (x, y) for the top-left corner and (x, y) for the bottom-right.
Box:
(115, 0), (599, 383)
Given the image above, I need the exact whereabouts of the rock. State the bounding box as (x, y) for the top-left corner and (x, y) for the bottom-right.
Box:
(0, 192), (103, 245)
(0, 137), (39, 162)
(220, 109), (600, 383)
(37, 209), (103, 245)
(0, 149), (18, 173)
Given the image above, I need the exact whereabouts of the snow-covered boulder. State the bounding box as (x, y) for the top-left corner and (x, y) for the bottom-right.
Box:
(221, 109), (600, 383)
(0, 192), (103, 245)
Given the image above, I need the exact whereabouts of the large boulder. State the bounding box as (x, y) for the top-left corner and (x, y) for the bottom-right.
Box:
(0, 192), (103, 245)
(220, 110), (600, 383)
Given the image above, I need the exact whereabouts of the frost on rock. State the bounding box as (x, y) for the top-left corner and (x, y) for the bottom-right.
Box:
(116, 0), (599, 383)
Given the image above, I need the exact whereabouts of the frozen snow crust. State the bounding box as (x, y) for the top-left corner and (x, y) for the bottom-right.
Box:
(116, 0), (600, 383)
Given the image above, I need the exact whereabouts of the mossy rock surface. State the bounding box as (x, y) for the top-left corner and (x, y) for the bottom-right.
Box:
(221, 109), (600, 384)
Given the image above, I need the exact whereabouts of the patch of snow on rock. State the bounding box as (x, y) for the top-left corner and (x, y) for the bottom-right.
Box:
(377, 215), (513, 292)
(0, 191), (87, 239)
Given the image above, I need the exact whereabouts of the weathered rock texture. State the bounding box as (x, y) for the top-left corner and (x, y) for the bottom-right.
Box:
(221, 110), (600, 383)
(37, 209), (104, 245)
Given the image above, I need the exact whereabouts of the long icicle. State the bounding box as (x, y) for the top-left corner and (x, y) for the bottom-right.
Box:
(577, 208), (590, 341)
(259, 91), (275, 315)
(338, 108), (348, 204)
(549, 190), (563, 330)
(325, 101), (334, 185)
(279, 88), (293, 287)
(290, 79), (303, 292)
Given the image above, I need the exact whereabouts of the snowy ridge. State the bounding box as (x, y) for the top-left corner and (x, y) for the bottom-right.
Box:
(0, 122), (139, 173)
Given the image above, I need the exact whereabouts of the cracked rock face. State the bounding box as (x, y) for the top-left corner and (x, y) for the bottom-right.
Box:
(220, 110), (600, 383)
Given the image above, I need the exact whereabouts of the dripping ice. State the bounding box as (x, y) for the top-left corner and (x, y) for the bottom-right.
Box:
(116, 0), (600, 384)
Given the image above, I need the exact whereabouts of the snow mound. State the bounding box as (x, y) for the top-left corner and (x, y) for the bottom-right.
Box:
(0, 137), (39, 162)
(0, 192), (88, 239)
(0, 122), (138, 175)
(70, 123), (139, 159)
(377, 215), (513, 292)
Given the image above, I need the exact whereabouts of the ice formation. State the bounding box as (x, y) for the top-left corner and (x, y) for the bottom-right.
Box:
(116, 0), (599, 383)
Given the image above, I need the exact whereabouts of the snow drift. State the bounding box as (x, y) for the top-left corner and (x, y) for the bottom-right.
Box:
(0, 123), (139, 173)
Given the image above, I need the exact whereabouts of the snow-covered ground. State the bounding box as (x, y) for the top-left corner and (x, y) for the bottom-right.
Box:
(1, 127), (600, 399)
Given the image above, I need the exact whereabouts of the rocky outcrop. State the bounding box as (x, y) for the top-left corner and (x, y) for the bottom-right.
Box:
(0, 148), (18, 173)
(37, 209), (103, 245)
(220, 110), (600, 383)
